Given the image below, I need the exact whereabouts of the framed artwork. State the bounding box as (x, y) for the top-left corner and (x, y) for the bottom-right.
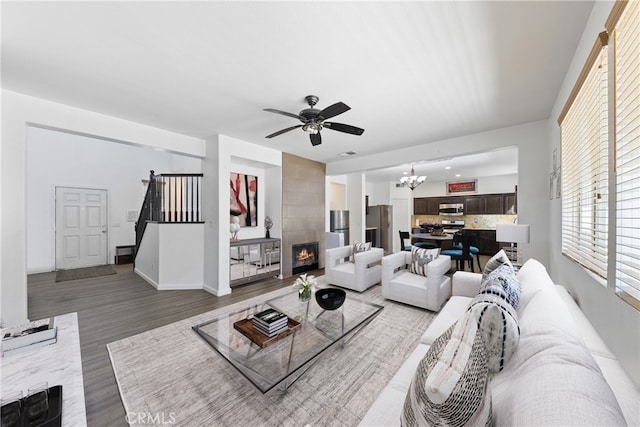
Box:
(447, 179), (477, 194)
(230, 172), (257, 227)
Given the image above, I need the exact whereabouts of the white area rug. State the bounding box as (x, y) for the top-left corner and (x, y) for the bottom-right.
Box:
(107, 282), (435, 426)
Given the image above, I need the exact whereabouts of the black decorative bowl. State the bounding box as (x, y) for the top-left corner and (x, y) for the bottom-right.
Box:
(315, 288), (346, 311)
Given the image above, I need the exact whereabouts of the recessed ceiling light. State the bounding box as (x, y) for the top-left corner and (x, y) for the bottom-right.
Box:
(445, 166), (451, 170)
(455, 174), (461, 177)
(338, 151), (357, 157)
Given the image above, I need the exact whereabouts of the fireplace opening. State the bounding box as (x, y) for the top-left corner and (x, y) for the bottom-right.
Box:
(292, 242), (319, 275)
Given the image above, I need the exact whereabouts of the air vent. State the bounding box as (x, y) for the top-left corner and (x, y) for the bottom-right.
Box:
(339, 151), (357, 157)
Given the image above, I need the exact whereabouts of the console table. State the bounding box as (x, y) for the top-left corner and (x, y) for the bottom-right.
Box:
(230, 238), (281, 287)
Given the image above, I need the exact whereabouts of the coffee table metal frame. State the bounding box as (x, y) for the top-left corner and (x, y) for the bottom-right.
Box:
(192, 288), (383, 394)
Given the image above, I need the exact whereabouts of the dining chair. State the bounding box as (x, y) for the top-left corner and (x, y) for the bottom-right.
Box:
(441, 231), (476, 272)
(449, 231), (482, 271)
(399, 231), (412, 251)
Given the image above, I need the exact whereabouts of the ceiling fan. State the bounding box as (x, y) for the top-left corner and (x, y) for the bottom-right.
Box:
(264, 95), (364, 146)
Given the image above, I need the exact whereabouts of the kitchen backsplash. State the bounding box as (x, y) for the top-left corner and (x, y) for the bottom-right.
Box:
(412, 214), (517, 230)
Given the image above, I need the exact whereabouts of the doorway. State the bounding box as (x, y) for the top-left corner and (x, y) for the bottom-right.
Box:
(55, 187), (108, 270)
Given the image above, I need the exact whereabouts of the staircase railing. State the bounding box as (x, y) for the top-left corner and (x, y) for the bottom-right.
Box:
(135, 170), (204, 257)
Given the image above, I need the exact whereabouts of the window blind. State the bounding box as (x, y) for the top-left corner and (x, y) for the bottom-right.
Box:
(560, 38), (609, 279)
(614, 0), (640, 306)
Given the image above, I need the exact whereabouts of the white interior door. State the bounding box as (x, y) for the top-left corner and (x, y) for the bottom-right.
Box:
(392, 197), (410, 253)
(55, 187), (108, 269)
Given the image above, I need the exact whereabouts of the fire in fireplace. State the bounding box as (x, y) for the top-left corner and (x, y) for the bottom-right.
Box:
(292, 242), (319, 275)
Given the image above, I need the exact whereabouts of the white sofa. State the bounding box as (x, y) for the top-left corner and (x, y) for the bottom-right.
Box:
(381, 251), (451, 312)
(360, 259), (639, 426)
(325, 245), (384, 292)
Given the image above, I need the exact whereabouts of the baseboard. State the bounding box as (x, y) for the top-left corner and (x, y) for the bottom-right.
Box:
(203, 284), (232, 296)
(134, 268), (159, 289)
(156, 283), (203, 291)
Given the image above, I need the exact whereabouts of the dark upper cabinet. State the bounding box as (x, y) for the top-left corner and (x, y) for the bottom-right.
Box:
(427, 198), (442, 215)
(504, 193), (517, 214)
(464, 196), (484, 214)
(485, 195), (504, 214)
(414, 198), (428, 214)
(416, 193), (516, 216)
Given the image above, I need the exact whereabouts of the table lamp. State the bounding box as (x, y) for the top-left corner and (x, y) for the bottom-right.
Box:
(496, 224), (530, 264)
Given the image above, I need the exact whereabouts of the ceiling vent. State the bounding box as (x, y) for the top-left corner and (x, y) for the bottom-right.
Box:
(339, 151), (357, 157)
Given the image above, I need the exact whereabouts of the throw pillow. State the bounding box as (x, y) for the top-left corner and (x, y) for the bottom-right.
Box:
(482, 249), (513, 278)
(479, 263), (521, 309)
(350, 241), (372, 262)
(468, 289), (520, 374)
(410, 246), (440, 277)
(401, 311), (491, 427)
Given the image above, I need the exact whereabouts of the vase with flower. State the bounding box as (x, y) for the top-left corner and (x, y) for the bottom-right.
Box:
(293, 273), (316, 302)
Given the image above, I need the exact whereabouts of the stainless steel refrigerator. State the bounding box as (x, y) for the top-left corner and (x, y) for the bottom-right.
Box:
(329, 210), (350, 246)
(366, 205), (393, 254)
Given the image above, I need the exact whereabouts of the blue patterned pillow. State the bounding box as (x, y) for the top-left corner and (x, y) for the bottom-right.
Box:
(468, 291), (520, 374)
(479, 263), (521, 309)
(410, 247), (440, 277)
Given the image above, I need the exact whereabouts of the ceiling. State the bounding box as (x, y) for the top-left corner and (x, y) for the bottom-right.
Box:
(1, 1), (593, 176)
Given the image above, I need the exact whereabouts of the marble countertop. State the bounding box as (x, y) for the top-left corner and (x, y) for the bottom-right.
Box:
(0, 313), (87, 426)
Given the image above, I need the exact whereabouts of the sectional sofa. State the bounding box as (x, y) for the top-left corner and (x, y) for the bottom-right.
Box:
(360, 259), (639, 426)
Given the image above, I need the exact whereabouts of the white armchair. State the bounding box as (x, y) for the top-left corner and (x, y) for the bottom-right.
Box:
(381, 251), (451, 312)
(325, 245), (384, 292)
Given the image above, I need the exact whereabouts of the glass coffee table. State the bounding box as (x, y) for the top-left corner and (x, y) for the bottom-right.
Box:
(192, 288), (383, 394)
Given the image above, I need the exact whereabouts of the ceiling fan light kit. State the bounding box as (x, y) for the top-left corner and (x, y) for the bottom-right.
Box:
(264, 95), (364, 146)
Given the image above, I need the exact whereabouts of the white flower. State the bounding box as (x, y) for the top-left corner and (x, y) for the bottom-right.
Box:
(293, 273), (316, 291)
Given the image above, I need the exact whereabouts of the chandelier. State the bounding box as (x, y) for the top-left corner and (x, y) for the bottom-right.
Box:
(399, 165), (426, 190)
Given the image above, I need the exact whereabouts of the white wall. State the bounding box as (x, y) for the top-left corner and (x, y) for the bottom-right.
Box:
(547, 0), (640, 387)
(205, 135), (282, 296)
(1, 89), (205, 326)
(26, 126), (201, 273)
(158, 224), (204, 289)
(134, 223), (160, 286)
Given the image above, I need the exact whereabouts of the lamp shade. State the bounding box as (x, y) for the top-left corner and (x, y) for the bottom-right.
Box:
(496, 224), (530, 244)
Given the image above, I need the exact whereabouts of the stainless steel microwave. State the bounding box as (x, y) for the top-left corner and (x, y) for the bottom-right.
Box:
(439, 203), (464, 216)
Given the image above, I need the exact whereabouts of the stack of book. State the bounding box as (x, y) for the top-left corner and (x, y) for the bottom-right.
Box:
(252, 308), (288, 337)
(1, 318), (57, 357)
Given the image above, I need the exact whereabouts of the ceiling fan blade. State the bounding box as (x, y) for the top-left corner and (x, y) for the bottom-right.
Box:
(324, 122), (365, 135)
(310, 132), (322, 146)
(265, 124), (302, 138)
(317, 102), (350, 120)
(263, 108), (305, 121)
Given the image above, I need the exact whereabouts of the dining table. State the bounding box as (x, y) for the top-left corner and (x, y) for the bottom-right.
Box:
(410, 232), (454, 248)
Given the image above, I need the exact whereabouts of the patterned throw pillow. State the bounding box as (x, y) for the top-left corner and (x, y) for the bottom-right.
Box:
(350, 241), (372, 262)
(468, 291), (520, 374)
(401, 311), (491, 427)
(479, 263), (521, 309)
(469, 264), (521, 374)
(410, 247), (440, 277)
(482, 249), (513, 278)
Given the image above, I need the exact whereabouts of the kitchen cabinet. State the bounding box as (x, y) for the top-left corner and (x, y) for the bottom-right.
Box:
(415, 193), (517, 216)
(504, 193), (517, 214)
(485, 195), (504, 214)
(473, 229), (500, 255)
(464, 196), (484, 214)
(465, 194), (513, 214)
(414, 198), (429, 215)
(427, 198), (442, 214)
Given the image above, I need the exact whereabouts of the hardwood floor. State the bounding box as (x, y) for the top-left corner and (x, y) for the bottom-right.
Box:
(27, 264), (320, 427)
